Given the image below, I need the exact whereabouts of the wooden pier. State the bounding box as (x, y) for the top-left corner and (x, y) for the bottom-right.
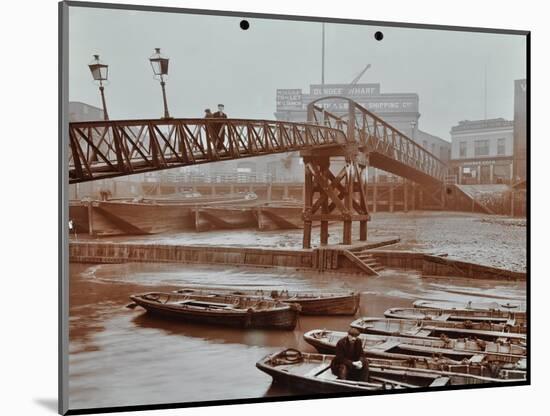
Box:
(69, 238), (524, 281)
(69, 238), (398, 273)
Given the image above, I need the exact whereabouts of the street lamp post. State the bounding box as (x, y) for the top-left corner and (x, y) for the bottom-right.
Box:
(88, 54), (109, 120)
(149, 48), (171, 119)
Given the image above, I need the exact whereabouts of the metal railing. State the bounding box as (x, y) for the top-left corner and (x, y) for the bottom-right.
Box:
(307, 96), (448, 183)
(68, 118), (347, 184)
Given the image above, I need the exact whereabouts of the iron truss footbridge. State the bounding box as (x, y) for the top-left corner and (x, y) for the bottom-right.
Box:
(67, 97), (447, 185)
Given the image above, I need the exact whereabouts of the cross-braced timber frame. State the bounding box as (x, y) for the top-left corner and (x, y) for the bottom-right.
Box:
(301, 97), (447, 247)
(301, 153), (370, 248)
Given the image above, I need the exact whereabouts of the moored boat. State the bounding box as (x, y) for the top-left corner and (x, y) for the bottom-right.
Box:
(385, 306), (526, 327)
(363, 354), (525, 380)
(174, 287), (361, 316)
(256, 349), (402, 393)
(350, 317), (526, 343)
(129, 292), (300, 330)
(303, 329), (526, 367)
(256, 349), (519, 394)
(413, 299), (526, 313)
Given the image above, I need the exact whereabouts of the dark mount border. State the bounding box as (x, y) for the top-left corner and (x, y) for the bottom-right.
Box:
(64, 0), (529, 35)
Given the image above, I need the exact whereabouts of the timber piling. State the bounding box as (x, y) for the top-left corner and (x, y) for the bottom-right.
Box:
(68, 237), (524, 281)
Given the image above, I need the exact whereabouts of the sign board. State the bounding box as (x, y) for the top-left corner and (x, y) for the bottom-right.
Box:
(305, 95), (419, 114)
(310, 83), (380, 96)
(276, 89), (303, 110)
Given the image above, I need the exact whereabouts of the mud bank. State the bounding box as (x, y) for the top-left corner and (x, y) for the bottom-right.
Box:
(71, 211), (527, 273)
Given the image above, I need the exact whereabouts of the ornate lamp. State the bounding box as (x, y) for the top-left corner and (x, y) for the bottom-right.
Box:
(149, 48), (171, 119)
(88, 54), (109, 120)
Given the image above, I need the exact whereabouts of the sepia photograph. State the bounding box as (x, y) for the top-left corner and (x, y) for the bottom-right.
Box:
(60, 1), (528, 413)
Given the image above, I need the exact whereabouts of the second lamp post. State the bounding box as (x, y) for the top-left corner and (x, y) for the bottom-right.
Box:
(149, 48), (171, 119)
(88, 54), (109, 120)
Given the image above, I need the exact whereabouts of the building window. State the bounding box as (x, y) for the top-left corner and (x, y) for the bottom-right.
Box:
(474, 140), (489, 157)
(459, 141), (467, 158)
(423, 140), (428, 149)
(497, 138), (506, 155)
(431, 143), (435, 154)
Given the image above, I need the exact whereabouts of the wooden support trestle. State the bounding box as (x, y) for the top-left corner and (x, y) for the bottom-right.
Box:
(301, 151), (370, 248)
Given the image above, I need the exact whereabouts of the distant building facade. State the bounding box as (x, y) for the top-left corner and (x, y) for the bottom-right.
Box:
(513, 79), (527, 182)
(415, 129), (452, 163)
(450, 118), (514, 184)
(69, 101), (104, 122)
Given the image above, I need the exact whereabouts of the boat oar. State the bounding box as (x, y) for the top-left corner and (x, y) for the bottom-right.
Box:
(334, 377), (403, 389)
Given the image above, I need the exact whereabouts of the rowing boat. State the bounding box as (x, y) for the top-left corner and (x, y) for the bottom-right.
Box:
(303, 329), (526, 366)
(413, 300), (526, 325)
(350, 317), (526, 343)
(173, 287), (360, 316)
(129, 292), (300, 329)
(256, 349), (519, 394)
(413, 299), (526, 312)
(385, 306), (526, 327)
(256, 349), (403, 393)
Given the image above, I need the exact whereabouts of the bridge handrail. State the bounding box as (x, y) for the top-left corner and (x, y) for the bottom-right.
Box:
(68, 117), (349, 183)
(307, 96), (448, 182)
(308, 96), (446, 165)
(69, 117), (351, 132)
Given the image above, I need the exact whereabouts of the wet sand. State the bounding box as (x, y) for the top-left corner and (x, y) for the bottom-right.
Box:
(79, 211), (527, 272)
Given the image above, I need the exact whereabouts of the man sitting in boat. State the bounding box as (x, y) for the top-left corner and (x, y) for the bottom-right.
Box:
(330, 327), (369, 381)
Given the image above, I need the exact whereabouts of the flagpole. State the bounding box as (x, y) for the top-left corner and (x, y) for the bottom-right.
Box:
(484, 63), (487, 120)
(321, 23), (325, 89)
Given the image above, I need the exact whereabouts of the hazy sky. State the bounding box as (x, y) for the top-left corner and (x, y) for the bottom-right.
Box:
(68, 6), (526, 140)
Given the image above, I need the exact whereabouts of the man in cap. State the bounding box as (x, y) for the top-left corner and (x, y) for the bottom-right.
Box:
(204, 108), (215, 145)
(212, 104), (228, 151)
(330, 327), (369, 381)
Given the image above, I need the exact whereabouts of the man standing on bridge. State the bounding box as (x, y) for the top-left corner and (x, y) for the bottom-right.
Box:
(212, 104), (228, 152)
(330, 327), (369, 381)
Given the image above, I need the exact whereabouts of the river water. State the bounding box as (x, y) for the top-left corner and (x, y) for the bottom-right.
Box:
(68, 211), (527, 410)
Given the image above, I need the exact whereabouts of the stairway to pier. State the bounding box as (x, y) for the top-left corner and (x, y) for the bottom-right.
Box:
(344, 247), (385, 276)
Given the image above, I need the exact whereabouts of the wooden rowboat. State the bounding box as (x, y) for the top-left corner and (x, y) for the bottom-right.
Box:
(413, 299), (526, 312)
(385, 306), (526, 327)
(256, 349), (403, 393)
(129, 292), (300, 330)
(256, 349), (519, 393)
(174, 287), (360, 316)
(303, 329), (526, 367)
(350, 317), (526, 343)
(359, 354), (525, 380)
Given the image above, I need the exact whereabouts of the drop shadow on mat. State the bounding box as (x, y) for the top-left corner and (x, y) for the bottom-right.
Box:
(34, 398), (58, 413)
